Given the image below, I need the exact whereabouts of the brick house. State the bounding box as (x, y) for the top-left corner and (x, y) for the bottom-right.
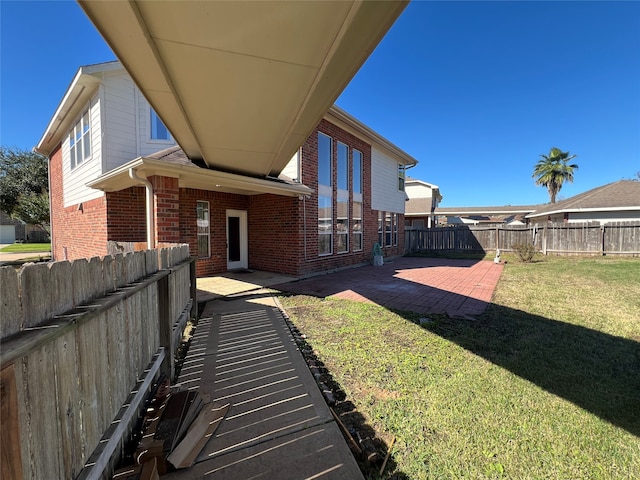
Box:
(36, 62), (416, 277)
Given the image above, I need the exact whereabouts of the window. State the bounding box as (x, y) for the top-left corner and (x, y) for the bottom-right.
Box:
(318, 133), (332, 187)
(336, 142), (349, 253)
(352, 201), (362, 251)
(378, 211), (384, 247)
(196, 201), (210, 258)
(318, 133), (333, 255)
(337, 198), (348, 253)
(398, 164), (406, 191)
(69, 109), (91, 170)
(150, 108), (171, 140)
(352, 149), (363, 252)
(385, 212), (392, 247)
(318, 194), (332, 255)
(393, 213), (398, 246)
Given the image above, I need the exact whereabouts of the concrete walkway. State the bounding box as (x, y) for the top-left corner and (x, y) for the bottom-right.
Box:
(165, 293), (364, 480)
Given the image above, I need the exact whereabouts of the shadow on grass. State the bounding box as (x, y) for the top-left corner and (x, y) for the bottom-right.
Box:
(399, 304), (640, 437)
(280, 303), (410, 480)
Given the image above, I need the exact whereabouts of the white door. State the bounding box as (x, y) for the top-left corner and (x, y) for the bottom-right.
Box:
(226, 209), (248, 270)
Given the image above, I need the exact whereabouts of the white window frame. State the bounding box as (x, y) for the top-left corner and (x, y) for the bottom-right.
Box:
(149, 107), (173, 142)
(398, 164), (406, 192)
(69, 108), (91, 170)
(196, 201), (210, 259)
(352, 149), (363, 252)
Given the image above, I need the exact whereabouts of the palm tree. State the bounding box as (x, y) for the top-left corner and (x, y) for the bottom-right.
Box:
(532, 147), (578, 203)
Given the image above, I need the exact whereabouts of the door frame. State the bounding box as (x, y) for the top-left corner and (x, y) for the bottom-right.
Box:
(226, 209), (248, 270)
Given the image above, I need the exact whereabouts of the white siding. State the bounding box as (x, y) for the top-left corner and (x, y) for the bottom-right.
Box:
(371, 147), (405, 213)
(137, 91), (177, 157)
(405, 183), (433, 200)
(281, 150), (300, 181)
(62, 95), (104, 207)
(103, 72), (138, 171)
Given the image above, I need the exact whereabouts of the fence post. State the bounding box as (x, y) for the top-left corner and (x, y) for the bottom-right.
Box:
(601, 225), (606, 256)
(190, 257), (198, 321)
(157, 273), (172, 379)
(542, 223), (548, 255)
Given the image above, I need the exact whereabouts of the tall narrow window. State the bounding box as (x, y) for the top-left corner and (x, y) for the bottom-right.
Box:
(337, 142), (349, 253)
(196, 201), (210, 258)
(393, 213), (398, 246)
(398, 164), (406, 191)
(352, 149), (363, 251)
(318, 133), (333, 255)
(69, 108), (91, 170)
(150, 108), (170, 140)
(385, 212), (392, 247)
(378, 211), (384, 247)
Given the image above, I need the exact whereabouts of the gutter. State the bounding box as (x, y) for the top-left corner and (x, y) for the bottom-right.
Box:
(128, 168), (155, 249)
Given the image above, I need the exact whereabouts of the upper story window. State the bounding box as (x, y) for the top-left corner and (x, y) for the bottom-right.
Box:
(318, 132), (332, 187)
(150, 108), (171, 141)
(353, 149), (362, 195)
(69, 109), (91, 170)
(337, 142), (349, 191)
(398, 164), (406, 191)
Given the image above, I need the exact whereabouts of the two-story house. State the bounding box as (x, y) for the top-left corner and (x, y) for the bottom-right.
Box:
(36, 62), (417, 278)
(404, 177), (443, 228)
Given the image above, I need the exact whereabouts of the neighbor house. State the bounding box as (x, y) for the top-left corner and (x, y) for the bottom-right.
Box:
(35, 62), (417, 277)
(526, 180), (640, 224)
(434, 205), (540, 226)
(404, 177), (443, 228)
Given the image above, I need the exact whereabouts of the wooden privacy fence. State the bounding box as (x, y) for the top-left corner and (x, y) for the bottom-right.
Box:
(0, 245), (196, 480)
(405, 222), (640, 256)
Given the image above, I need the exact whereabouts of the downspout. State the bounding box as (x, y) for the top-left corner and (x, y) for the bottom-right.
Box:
(129, 168), (155, 249)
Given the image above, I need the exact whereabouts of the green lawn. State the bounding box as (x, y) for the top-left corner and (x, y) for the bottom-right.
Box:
(278, 255), (640, 479)
(0, 243), (50, 253)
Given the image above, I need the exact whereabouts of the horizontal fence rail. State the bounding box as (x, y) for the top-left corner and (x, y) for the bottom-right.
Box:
(405, 222), (640, 256)
(0, 244), (195, 480)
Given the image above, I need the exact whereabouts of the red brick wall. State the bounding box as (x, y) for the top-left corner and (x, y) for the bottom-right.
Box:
(105, 187), (147, 242)
(48, 144), (109, 260)
(293, 119), (401, 277)
(248, 194), (303, 275)
(179, 188), (250, 277)
(150, 176), (180, 244)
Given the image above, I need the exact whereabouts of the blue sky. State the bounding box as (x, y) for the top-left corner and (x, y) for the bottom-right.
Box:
(2, 1), (639, 207)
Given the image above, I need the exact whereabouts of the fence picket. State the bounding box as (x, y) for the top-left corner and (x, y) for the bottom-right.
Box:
(0, 244), (193, 480)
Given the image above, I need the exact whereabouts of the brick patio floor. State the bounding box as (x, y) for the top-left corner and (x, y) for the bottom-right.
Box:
(275, 257), (504, 318)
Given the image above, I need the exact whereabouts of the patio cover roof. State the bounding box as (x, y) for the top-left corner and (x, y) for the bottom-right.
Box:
(77, 0), (408, 178)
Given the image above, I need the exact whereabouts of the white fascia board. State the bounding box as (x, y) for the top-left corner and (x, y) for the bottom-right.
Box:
(526, 206), (640, 219)
(35, 63), (122, 156)
(87, 157), (313, 197)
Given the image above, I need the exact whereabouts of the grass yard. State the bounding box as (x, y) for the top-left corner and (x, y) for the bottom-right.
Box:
(0, 242), (50, 253)
(278, 255), (640, 479)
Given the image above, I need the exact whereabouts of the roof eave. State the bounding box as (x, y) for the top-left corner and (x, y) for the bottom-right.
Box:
(526, 205), (640, 218)
(87, 157), (313, 198)
(326, 105), (418, 167)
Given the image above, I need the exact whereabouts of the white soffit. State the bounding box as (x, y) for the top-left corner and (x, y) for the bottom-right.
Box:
(78, 0), (407, 177)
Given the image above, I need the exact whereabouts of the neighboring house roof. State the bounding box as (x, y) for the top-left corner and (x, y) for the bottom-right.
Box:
(435, 205), (540, 216)
(406, 177), (440, 190)
(76, 1), (407, 177)
(87, 146), (313, 198)
(526, 180), (640, 219)
(405, 198), (434, 216)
